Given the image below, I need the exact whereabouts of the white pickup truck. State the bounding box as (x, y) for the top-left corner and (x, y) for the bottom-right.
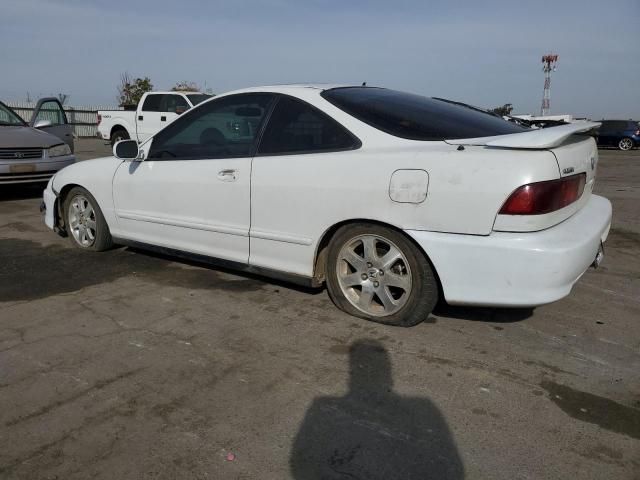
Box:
(97, 91), (211, 145)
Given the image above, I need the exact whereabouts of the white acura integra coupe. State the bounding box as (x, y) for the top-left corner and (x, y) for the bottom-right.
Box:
(42, 85), (612, 326)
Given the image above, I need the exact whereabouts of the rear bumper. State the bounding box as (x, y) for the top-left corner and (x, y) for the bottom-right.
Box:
(97, 129), (110, 141)
(406, 195), (612, 307)
(0, 155), (75, 184)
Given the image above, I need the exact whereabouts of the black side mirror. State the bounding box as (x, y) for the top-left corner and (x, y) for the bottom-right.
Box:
(113, 139), (141, 160)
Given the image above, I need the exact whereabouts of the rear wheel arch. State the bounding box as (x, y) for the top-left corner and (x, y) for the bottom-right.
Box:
(312, 219), (444, 298)
(110, 125), (130, 144)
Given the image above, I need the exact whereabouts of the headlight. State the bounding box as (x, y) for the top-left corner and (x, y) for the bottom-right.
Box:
(48, 144), (71, 157)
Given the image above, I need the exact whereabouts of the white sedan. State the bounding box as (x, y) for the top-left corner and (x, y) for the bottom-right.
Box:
(42, 85), (612, 326)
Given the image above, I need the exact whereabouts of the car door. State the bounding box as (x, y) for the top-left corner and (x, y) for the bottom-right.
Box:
(161, 94), (190, 126)
(249, 95), (361, 276)
(30, 98), (74, 152)
(112, 93), (275, 264)
(608, 121), (624, 146)
(136, 94), (164, 143)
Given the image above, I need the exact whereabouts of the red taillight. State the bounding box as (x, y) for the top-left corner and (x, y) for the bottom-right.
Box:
(97, 114), (102, 126)
(499, 173), (586, 215)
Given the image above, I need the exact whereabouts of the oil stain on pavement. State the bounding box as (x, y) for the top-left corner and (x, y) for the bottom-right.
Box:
(541, 380), (640, 440)
(0, 238), (264, 302)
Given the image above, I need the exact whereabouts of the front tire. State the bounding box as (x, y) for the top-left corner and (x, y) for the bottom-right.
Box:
(326, 224), (438, 327)
(64, 187), (113, 251)
(618, 137), (634, 151)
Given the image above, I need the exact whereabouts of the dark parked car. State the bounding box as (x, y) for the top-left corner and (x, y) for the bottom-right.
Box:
(596, 120), (640, 151)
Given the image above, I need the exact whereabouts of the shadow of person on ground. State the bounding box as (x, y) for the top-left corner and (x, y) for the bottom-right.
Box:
(290, 339), (464, 479)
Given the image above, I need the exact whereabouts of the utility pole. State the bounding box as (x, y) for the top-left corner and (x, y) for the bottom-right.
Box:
(540, 54), (558, 116)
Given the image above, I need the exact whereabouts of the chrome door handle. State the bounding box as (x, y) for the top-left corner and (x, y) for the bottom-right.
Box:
(217, 169), (238, 181)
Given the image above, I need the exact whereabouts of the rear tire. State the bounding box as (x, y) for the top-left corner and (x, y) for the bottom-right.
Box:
(110, 129), (130, 147)
(618, 137), (634, 151)
(64, 187), (113, 251)
(326, 224), (438, 327)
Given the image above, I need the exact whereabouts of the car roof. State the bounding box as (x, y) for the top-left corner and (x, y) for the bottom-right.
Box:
(220, 84), (354, 96)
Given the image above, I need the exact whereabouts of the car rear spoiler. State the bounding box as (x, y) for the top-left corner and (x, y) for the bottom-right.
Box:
(444, 121), (601, 149)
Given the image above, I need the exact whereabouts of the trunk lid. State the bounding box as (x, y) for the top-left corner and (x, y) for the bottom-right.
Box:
(491, 135), (599, 233)
(549, 135), (598, 202)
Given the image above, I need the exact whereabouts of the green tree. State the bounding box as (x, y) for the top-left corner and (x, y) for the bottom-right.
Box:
(171, 81), (201, 92)
(490, 103), (514, 117)
(117, 72), (153, 107)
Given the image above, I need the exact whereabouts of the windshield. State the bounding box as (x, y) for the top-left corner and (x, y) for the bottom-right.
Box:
(0, 102), (26, 126)
(322, 87), (526, 141)
(187, 94), (213, 105)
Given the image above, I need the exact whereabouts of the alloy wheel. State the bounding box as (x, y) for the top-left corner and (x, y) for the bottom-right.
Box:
(619, 138), (633, 151)
(336, 234), (412, 317)
(68, 194), (97, 247)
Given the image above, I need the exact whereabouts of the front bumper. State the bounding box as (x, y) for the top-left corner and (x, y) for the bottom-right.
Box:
(0, 155), (75, 184)
(43, 182), (58, 230)
(406, 195), (612, 307)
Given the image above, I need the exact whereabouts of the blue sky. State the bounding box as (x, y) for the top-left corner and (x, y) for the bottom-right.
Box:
(1, 0), (638, 118)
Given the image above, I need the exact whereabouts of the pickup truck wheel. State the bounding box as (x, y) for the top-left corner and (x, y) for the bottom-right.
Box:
(64, 187), (113, 251)
(110, 129), (130, 146)
(326, 224), (438, 327)
(618, 137), (634, 151)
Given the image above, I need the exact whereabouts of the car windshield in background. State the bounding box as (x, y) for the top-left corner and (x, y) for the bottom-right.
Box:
(187, 94), (212, 105)
(0, 102), (26, 126)
(322, 87), (526, 141)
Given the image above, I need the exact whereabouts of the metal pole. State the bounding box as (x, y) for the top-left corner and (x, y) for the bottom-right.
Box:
(540, 54), (558, 116)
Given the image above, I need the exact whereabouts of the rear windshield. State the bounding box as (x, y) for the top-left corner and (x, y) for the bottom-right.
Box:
(321, 87), (526, 141)
(187, 94), (213, 105)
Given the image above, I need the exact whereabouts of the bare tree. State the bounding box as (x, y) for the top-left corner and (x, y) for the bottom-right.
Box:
(117, 72), (153, 107)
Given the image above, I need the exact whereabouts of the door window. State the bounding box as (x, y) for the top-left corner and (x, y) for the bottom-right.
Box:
(34, 100), (67, 125)
(148, 93), (275, 160)
(162, 95), (189, 113)
(142, 95), (163, 112)
(258, 96), (359, 155)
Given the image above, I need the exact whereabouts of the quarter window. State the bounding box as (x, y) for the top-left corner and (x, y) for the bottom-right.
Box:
(258, 96), (359, 155)
(148, 93), (275, 160)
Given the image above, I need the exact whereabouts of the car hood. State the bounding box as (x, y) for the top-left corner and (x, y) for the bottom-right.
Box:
(0, 125), (63, 149)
